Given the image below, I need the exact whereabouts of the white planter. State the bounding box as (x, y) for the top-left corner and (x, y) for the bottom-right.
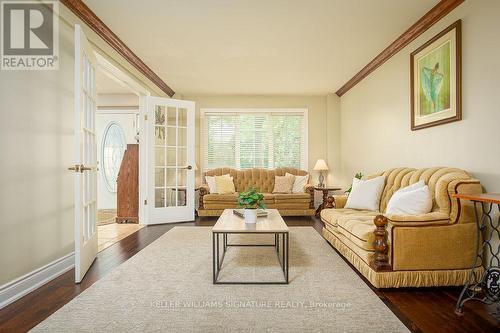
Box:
(244, 208), (258, 224)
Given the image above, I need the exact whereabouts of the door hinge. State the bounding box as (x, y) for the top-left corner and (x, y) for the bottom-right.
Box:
(144, 199), (147, 205)
(144, 114), (148, 121)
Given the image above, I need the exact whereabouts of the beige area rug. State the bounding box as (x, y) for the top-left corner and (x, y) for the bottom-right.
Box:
(32, 227), (409, 332)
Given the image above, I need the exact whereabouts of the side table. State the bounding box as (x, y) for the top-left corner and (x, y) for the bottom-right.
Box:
(314, 186), (341, 217)
(453, 193), (500, 319)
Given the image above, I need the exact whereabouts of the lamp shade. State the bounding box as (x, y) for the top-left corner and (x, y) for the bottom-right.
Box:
(313, 159), (329, 171)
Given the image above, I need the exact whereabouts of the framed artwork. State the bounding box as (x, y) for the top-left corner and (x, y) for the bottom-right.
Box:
(410, 20), (461, 130)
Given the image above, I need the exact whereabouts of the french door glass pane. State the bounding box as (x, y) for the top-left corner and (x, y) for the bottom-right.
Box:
(81, 54), (97, 240)
(155, 168), (165, 187)
(155, 188), (165, 207)
(167, 107), (176, 126)
(155, 106), (165, 125)
(178, 108), (187, 127)
(154, 104), (188, 208)
(166, 168), (176, 186)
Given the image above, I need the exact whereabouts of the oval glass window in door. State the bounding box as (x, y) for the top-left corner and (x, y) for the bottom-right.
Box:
(101, 121), (126, 192)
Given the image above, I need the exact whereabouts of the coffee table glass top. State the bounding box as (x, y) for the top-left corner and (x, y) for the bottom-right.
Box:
(212, 209), (289, 233)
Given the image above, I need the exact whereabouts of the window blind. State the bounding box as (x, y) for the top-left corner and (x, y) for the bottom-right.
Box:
(203, 110), (307, 171)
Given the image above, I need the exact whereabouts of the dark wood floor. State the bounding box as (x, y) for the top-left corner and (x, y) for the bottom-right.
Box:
(0, 217), (498, 333)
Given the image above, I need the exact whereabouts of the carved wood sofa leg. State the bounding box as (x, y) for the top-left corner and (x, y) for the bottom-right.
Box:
(199, 187), (208, 210)
(370, 215), (392, 272)
(325, 196), (335, 209)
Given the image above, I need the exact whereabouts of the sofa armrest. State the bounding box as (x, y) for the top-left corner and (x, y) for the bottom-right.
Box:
(370, 213), (449, 272)
(329, 195), (348, 209)
(387, 212), (450, 226)
(198, 185), (210, 209)
(304, 184), (314, 208)
(448, 178), (482, 224)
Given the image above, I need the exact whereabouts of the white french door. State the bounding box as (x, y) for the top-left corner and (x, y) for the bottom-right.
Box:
(145, 97), (195, 224)
(72, 25), (98, 283)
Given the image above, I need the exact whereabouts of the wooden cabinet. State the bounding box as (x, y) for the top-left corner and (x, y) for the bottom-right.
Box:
(116, 144), (139, 223)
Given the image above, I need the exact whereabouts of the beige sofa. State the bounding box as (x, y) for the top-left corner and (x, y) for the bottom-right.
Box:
(198, 167), (315, 217)
(321, 167), (484, 288)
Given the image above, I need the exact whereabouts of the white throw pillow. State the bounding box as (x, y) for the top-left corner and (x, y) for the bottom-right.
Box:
(386, 181), (432, 215)
(286, 173), (309, 193)
(205, 174), (232, 193)
(345, 176), (385, 211)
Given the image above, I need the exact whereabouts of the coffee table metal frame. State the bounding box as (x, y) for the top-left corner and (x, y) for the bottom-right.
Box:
(212, 231), (289, 285)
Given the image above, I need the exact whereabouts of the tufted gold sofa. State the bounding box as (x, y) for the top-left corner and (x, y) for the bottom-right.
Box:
(321, 167), (484, 288)
(198, 168), (315, 217)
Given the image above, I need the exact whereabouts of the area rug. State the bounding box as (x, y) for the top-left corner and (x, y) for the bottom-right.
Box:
(32, 227), (409, 332)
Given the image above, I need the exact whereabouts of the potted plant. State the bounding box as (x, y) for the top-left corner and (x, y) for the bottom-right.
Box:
(345, 172), (363, 194)
(237, 188), (266, 224)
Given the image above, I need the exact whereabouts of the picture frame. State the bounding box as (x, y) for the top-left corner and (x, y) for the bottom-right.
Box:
(410, 20), (461, 131)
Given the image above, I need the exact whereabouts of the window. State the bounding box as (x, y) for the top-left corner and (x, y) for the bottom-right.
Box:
(202, 109), (307, 170)
(101, 121), (126, 192)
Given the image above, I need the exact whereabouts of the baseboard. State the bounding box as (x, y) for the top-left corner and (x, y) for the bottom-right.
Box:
(0, 252), (74, 309)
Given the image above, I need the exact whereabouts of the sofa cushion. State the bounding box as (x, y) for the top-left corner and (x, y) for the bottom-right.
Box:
(274, 202), (310, 209)
(204, 193), (275, 204)
(320, 208), (378, 227)
(336, 215), (377, 251)
(203, 193), (238, 202)
(274, 193), (310, 201)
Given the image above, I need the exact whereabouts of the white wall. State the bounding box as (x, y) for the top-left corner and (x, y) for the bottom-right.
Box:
(338, 0), (500, 195)
(0, 14), (74, 286)
(0, 4), (156, 288)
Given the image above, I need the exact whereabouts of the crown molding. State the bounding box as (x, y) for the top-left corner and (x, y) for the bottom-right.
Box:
(61, 0), (175, 97)
(335, 0), (464, 97)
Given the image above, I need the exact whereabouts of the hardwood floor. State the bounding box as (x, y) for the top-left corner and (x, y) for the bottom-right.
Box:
(0, 217), (497, 333)
(97, 223), (144, 252)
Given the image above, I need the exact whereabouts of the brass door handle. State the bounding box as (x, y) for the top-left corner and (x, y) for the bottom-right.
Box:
(80, 165), (92, 172)
(68, 164), (81, 172)
(68, 164), (92, 173)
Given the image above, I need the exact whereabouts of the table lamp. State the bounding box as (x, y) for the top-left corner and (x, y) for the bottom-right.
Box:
(313, 159), (329, 187)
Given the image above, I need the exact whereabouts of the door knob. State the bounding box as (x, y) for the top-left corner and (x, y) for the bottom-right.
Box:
(183, 165), (192, 170)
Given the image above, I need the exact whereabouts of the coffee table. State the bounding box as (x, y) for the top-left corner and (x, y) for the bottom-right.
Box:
(212, 209), (289, 285)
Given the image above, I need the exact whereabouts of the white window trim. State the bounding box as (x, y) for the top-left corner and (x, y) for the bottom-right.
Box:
(200, 108), (308, 172)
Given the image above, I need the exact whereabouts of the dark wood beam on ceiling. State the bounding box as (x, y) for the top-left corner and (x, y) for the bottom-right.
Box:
(335, 0), (464, 97)
(61, 0), (175, 97)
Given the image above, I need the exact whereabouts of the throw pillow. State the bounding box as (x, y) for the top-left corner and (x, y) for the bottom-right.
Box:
(386, 181), (432, 215)
(205, 176), (217, 193)
(345, 175), (385, 211)
(286, 173), (309, 193)
(205, 174), (231, 193)
(214, 175), (236, 194)
(272, 174), (295, 194)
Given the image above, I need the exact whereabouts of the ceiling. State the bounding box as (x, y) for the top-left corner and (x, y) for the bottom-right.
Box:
(96, 69), (134, 94)
(84, 0), (438, 95)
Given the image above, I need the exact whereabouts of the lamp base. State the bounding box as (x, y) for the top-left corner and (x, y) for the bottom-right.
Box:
(318, 172), (325, 188)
